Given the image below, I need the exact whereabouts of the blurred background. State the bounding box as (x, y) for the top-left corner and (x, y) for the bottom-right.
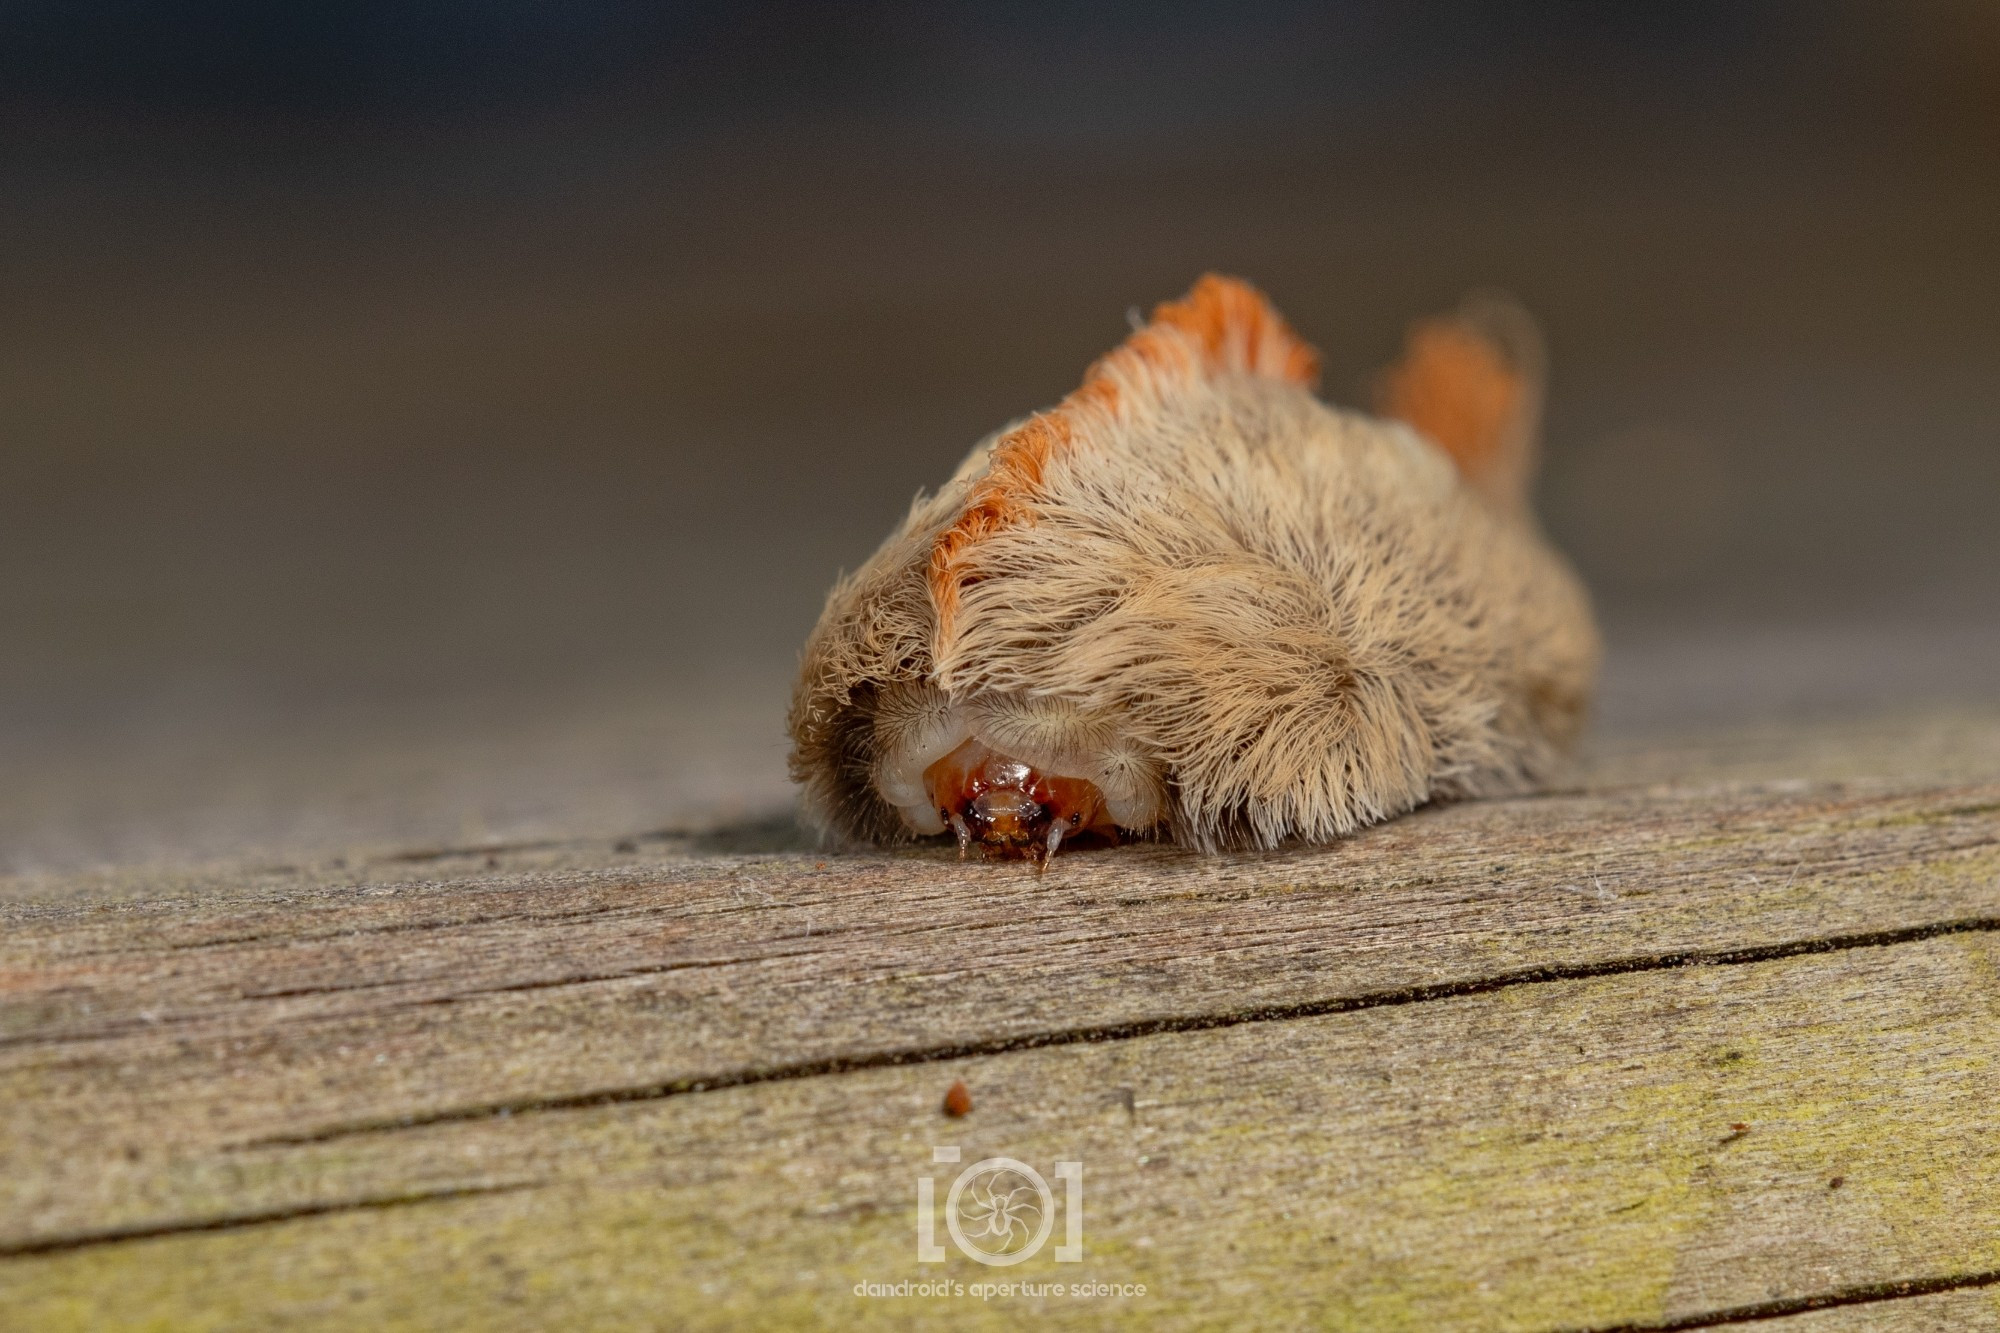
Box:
(3, 1), (1996, 873)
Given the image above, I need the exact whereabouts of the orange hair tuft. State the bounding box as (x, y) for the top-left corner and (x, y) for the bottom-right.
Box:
(1376, 318), (1528, 499)
(928, 275), (1318, 628)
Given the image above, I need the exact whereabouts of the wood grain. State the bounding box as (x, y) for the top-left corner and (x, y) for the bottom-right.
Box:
(7, 925), (2000, 1329)
(2, 715), (1998, 1329)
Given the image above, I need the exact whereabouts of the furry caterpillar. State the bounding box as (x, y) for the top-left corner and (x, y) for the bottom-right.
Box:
(788, 275), (1599, 860)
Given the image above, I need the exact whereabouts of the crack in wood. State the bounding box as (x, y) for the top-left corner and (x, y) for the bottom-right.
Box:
(241, 950), (812, 1005)
(234, 913), (2000, 1149)
(381, 951), (830, 1006)
(105, 890), (793, 956)
(0, 1182), (540, 1261)
(0, 950), (825, 1051)
(1561, 1264), (2000, 1331)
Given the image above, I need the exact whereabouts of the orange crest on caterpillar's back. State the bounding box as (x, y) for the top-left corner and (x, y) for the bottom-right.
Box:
(928, 276), (1319, 633)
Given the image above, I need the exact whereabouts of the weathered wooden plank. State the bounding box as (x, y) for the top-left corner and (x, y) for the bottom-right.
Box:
(1, 778), (1995, 1235)
(3, 714), (1998, 1328)
(5, 931), (2000, 1330)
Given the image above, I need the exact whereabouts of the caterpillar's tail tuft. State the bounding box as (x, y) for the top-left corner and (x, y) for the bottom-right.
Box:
(1376, 292), (1545, 512)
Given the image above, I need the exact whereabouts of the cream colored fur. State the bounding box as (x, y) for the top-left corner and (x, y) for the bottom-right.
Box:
(788, 281), (1599, 852)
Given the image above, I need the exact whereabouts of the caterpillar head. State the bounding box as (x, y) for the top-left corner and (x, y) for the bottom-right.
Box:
(866, 683), (1163, 863)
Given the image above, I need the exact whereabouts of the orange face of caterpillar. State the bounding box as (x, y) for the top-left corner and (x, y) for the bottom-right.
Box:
(922, 738), (1120, 862)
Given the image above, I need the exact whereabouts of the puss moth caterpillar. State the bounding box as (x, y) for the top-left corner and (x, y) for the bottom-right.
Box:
(788, 275), (1599, 860)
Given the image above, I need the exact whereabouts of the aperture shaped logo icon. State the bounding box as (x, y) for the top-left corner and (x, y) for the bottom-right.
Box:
(947, 1158), (1052, 1264)
(918, 1147), (1082, 1265)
